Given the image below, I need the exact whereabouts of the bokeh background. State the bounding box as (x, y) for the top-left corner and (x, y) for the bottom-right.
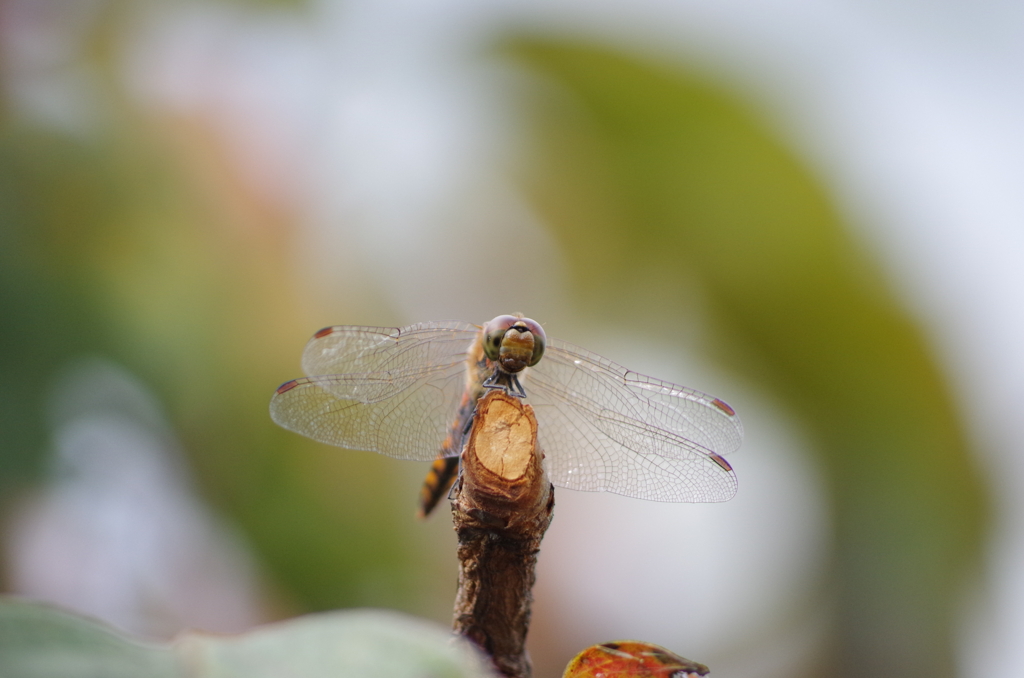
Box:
(1, 1), (1021, 677)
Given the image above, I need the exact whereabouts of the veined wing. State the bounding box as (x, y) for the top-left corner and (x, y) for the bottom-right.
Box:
(270, 322), (479, 461)
(523, 338), (743, 502)
(301, 322), (478, 389)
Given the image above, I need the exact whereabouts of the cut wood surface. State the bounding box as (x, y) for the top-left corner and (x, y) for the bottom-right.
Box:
(451, 390), (555, 678)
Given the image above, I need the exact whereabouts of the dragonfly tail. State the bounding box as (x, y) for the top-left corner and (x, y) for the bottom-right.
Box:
(417, 455), (460, 518)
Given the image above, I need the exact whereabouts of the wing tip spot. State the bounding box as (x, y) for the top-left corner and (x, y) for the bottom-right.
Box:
(276, 379), (300, 394)
(708, 452), (733, 472)
(711, 398), (736, 417)
(314, 326), (336, 339)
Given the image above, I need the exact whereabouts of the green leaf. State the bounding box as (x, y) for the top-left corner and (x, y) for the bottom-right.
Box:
(0, 598), (492, 678)
(175, 608), (492, 678)
(0, 598), (178, 678)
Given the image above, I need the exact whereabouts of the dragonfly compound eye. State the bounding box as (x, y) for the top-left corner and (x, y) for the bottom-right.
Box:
(497, 318), (545, 373)
(518, 318), (546, 367)
(483, 315), (520, 361)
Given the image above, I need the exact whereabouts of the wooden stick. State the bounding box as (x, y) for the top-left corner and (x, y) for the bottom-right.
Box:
(451, 390), (555, 678)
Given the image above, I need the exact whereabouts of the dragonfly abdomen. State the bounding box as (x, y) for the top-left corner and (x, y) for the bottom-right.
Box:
(417, 335), (492, 518)
(418, 456), (460, 518)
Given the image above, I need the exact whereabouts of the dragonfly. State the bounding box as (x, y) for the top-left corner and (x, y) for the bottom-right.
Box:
(270, 314), (743, 516)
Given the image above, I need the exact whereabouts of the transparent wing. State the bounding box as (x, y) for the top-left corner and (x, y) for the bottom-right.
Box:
(523, 338), (743, 502)
(270, 322), (478, 461)
(301, 321), (478, 387)
(271, 321), (742, 501)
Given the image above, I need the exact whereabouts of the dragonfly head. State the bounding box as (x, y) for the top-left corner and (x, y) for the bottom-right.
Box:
(482, 315), (546, 374)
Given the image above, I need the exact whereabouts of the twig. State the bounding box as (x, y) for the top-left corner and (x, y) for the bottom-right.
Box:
(451, 390), (555, 678)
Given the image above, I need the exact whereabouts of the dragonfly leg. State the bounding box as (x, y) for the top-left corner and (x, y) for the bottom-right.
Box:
(447, 466), (463, 501)
(481, 370), (504, 392)
(482, 369), (527, 398)
(509, 374), (526, 399)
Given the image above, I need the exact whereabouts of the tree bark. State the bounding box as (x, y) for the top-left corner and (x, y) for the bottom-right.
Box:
(451, 390), (554, 678)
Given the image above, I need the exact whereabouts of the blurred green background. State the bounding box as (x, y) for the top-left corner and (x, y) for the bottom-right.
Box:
(0, 1), (1004, 677)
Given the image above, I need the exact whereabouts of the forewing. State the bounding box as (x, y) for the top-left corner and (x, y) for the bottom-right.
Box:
(270, 322), (478, 461)
(524, 339), (742, 502)
(301, 322), (478, 394)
